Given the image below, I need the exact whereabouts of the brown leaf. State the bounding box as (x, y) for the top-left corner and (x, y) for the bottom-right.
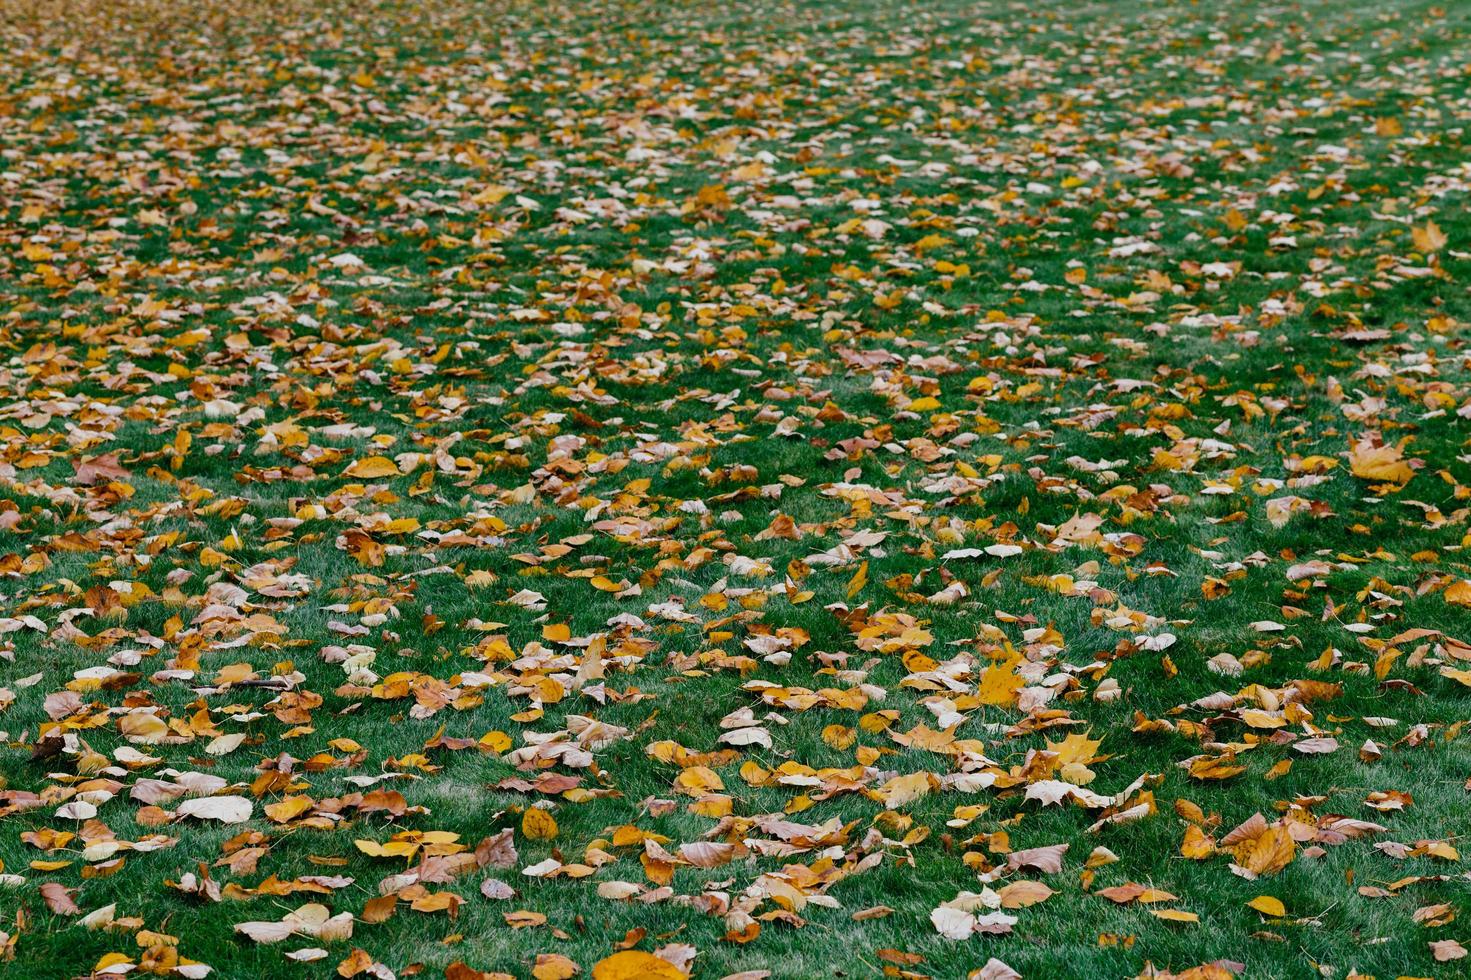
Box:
(1006, 843), (1068, 873)
(39, 882), (80, 916)
(72, 453), (131, 486)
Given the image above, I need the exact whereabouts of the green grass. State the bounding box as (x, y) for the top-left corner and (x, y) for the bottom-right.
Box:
(2, 0), (1471, 977)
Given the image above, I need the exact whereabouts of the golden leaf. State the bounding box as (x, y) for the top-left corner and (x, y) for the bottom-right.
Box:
(591, 951), (687, 980)
(1247, 895), (1286, 917)
(520, 808), (559, 840)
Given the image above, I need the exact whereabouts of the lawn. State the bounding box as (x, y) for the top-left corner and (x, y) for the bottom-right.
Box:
(2, 0), (1471, 977)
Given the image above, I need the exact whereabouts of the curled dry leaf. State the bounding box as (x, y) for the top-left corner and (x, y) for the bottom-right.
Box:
(39, 882), (80, 916)
(175, 796), (253, 824)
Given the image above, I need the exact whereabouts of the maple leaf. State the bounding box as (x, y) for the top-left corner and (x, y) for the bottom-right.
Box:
(872, 771), (935, 809)
(1348, 434), (1416, 486)
(71, 453), (131, 486)
(1234, 824), (1296, 876)
(976, 662), (1024, 707)
(1411, 219), (1447, 254)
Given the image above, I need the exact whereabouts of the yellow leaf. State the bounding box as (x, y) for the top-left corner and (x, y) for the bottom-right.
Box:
(976, 663), (1024, 707)
(479, 730), (512, 753)
(1264, 759), (1292, 781)
(1235, 824), (1296, 876)
(118, 713), (169, 744)
(998, 880), (1054, 909)
(591, 951), (687, 980)
(532, 953), (581, 980)
(343, 456), (400, 479)
(1188, 754), (1247, 781)
(1348, 436), (1414, 486)
(872, 771), (933, 809)
(1180, 824), (1216, 860)
(1444, 580), (1471, 608)
(821, 725), (856, 750)
(1412, 219), (1447, 254)
(1047, 732), (1103, 766)
(1247, 895), (1286, 917)
(1441, 666), (1471, 687)
(521, 808), (558, 840)
(1136, 889), (1178, 904)
(264, 795), (314, 823)
(504, 910), (547, 929)
(673, 765), (724, 796)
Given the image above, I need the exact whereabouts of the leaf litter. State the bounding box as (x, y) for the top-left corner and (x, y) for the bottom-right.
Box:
(1, 0), (1471, 977)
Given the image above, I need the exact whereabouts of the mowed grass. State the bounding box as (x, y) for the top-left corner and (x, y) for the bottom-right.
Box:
(2, 0), (1471, 978)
